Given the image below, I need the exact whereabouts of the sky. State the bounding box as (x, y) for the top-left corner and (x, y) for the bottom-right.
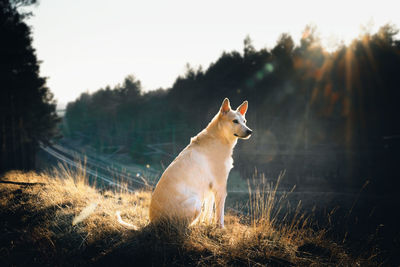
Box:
(24, 0), (400, 108)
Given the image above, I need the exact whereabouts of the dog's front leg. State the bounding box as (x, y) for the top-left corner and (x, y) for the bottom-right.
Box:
(214, 187), (227, 228)
(201, 193), (214, 224)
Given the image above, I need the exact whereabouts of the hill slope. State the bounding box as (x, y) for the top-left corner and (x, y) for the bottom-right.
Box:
(0, 168), (375, 266)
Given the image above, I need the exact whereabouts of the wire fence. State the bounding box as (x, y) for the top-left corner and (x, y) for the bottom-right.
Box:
(39, 143), (158, 191)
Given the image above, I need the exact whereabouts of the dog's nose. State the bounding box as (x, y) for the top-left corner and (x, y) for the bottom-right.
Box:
(246, 129), (253, 135)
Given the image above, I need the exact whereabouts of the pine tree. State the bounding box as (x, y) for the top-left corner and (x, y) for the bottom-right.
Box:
(0, 0), (59, 173)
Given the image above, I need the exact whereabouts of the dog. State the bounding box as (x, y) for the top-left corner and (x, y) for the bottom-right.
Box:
(148, 98), (252, 228)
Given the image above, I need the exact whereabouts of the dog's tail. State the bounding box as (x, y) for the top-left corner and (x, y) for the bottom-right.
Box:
(116, 211), (138, 230)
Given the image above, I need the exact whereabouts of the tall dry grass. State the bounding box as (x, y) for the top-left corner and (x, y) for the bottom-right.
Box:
(0, 164), (377, 266)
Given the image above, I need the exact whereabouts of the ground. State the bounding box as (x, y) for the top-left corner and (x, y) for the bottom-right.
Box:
(0, 168), (377, 266)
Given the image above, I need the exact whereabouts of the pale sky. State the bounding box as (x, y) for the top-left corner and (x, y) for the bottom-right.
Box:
(25, 0), (400, 108)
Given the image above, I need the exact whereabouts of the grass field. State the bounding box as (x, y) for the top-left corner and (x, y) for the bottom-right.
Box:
(0, 165), (378, 266)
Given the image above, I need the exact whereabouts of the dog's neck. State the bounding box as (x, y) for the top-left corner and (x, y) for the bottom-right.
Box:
(208, 125), (237, 149)
(191, 113), (237, 151)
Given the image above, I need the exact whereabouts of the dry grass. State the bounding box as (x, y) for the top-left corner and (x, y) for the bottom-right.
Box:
(0, 165), (377, 266)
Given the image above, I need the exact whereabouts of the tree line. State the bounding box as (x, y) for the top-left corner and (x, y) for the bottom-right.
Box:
(0, 0), (59, 174)
(64, 25), (400, 192)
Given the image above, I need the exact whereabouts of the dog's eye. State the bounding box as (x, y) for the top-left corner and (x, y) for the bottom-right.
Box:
(232, 119), (239, 124)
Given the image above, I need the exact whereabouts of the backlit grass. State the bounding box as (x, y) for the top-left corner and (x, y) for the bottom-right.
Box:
(0, 165), (377, 266)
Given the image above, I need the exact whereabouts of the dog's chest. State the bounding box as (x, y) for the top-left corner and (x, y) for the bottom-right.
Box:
(206, 154), (233, 183)
(193, 143), (234, 182)
(224, 157), (233, 173)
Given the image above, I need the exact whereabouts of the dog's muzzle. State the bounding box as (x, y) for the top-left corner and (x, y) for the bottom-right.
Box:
(234, 129), (253, 139)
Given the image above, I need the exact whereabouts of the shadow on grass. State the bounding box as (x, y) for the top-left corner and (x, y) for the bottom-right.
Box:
(98, 221), (294, 267)
(99, 222), (197, 266)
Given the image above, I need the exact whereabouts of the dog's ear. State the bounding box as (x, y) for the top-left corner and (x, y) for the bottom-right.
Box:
(220, 98), (231, 114)
(237, 100), (248, 116)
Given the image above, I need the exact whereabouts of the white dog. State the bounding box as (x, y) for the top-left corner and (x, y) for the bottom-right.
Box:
(148, 98), (252, 228)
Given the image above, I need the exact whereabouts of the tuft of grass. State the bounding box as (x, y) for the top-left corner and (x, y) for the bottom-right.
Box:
(0, 165), (377, 266)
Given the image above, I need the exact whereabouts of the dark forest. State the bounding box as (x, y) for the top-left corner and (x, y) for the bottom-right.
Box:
(0, 0), (59, 173)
